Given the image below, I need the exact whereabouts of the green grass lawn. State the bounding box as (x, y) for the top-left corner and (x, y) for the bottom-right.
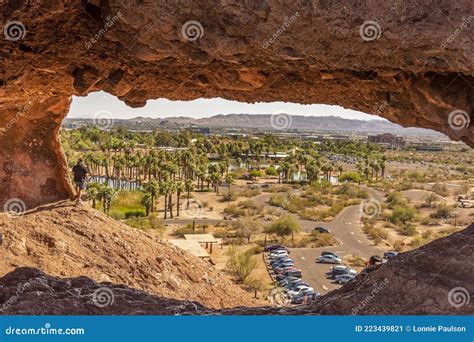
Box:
(109, 190), (145, 220)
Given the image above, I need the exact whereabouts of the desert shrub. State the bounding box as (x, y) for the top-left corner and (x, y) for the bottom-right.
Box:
(430, 203), (453, 219)
(148, 214), (162, 229)
(249, 170), (263, 178)
(338, 171), (362, 183)
(431, 183), (448, 197)
(309, 231), (338, 247)
(265, 166), (278, 176)
(239, 188), (261, 197)
(346, 254), (366, 267)
(124, 210), (146, 219)
(246, 246), (264, 255)
(386, 191), (407, 208)
(398, 223), (417, 236)
(393, 240), (404, 252)
(173, 224), (195, 236)
(221, 190), (239, 203)
(389, 206), (416, 224)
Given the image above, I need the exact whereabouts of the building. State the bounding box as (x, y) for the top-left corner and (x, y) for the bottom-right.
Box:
(368, 133), (405, 149)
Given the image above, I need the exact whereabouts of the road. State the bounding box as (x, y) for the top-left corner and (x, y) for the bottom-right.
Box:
(255, 185), (387, 294)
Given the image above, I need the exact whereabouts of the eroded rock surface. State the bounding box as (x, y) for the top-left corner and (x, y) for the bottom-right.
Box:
(0, 203), (261, 309)
(1, 220), (472, 315)
(0, 0), (473, 208)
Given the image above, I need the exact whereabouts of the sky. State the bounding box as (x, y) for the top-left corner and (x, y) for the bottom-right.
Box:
(67, 91), (383, 121)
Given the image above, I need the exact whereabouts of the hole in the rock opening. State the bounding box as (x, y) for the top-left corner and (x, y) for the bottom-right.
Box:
(62, 92), (472, 269)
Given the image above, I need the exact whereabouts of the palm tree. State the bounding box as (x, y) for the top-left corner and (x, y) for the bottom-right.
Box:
(159, 180), (170, 219)
(175, 181), (185, 216)
(141, 193), (152, 216)
(185, 179), (193, 209)
(167, 181), (176, 219)
(85, 182), (101, 209)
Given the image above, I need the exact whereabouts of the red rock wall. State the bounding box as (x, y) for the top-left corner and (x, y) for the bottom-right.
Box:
(0, 0), (472, 209)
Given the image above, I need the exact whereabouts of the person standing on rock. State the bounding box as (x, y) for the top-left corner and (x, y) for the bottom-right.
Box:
(72, 158), (89, 204)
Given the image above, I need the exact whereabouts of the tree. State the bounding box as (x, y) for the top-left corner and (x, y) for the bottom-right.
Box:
(185, 179), (193, 209)
(265, 215), (301, 242)
(175, 181), (185, 216)
(85, 182), (101, 209)
(226, 246), (256, 283)
(141, 193), (152, 216)
(237, 216), (261, 243)
(224, 173), (235, 206)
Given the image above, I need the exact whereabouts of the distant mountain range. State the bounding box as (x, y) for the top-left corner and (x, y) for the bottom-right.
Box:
(65, 114), (443, 137)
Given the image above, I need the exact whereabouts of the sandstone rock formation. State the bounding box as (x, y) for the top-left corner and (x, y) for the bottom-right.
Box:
(0, 203), (261, 309)
(1, 223), (472, 315)
(1, 0), (473, 209)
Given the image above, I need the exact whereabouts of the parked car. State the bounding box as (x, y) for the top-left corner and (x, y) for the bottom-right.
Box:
(335, 274), (356, 284)
(277, 276), (300, 287)
(264, 244), (287, 252)
(273, 265), (298, 274)
(285, 281), (310, 290)
(269, 256), (290, 264)
(291, 291), (320, 304)
(269, 250), (289, 258)
(277, 277), (301, 287)
(321, 251), (340, 258)
(318, 254), (342, 264)
(383, 251), (399, 259)
(329, 265), (357, 278)
(272, 261), (295, 270)
(314, 226), (331, 233)
(284, 269), (302, 278)
(287, 286), (315, 299)
(276, 269), (302, 281)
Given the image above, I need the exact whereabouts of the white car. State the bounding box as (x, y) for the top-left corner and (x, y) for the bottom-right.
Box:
(335, 274), (356, 284)
(270, 250), (289, 258)
(318, 254), (342, 264)
(287, 286), (315, 298)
